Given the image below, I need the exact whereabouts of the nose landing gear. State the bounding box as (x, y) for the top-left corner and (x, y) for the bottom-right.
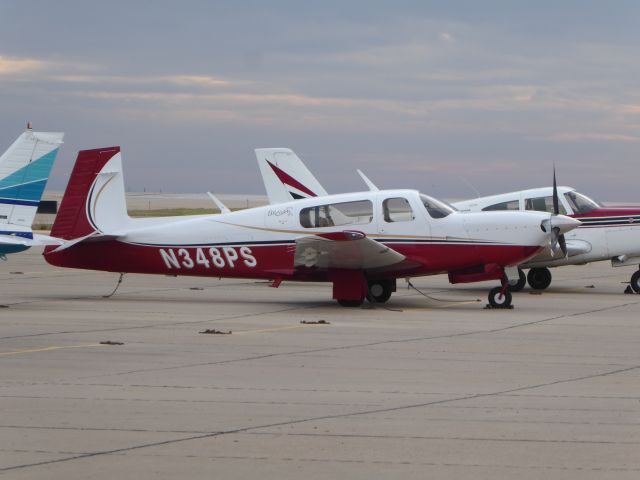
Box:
(488, 275), (513, 308)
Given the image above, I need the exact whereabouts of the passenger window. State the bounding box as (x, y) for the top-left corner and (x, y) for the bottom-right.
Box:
(524, 196), (566, 214)
(482, 200), (520, 211)
(383, 197), (414, 223)
(299, 200), (372, 228)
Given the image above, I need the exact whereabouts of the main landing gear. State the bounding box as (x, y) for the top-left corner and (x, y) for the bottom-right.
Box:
(527, 267), (552, 290)
(335, 278), (396, 307)
(630, 269), (640, 293)
(509, 268), (527, 292)
(367, 279), (395, 304)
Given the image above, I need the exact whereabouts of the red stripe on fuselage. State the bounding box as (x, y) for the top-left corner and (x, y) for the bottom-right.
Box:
(44, 241), (542, 283)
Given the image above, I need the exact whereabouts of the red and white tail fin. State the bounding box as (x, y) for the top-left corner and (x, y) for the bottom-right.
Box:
(50, 147), (130, 241)
(255, 148), (328, 204)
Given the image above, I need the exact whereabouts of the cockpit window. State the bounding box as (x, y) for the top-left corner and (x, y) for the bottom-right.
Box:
(420, 194), (454, 219)
(383, 197), (414, 223)
(482, 200), (520, 211)
(300, 200), (373, 228)
(524, 196), (567, 214)
(564, 191), (599, 214)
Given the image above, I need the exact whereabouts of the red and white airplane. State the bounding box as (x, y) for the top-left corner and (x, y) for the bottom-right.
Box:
(256, 149), (640, 294)
(453, 186), (640, 292)
(44, 147), (579, 307)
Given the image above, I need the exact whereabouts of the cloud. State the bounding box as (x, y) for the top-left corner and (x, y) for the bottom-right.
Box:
(439, 32), (454, 42)
(0, 55), (48, 75)
(546, 132), (640, 143)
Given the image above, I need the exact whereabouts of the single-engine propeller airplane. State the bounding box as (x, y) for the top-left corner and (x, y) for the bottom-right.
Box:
(453, 181), (640, 293)
(256, 149), (640, 294)
(44, 147), (579, 307)
(0, 124), (64, 259)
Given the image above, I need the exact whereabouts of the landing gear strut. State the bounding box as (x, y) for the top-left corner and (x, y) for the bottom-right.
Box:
(509, 268), (526, 292)
(527, 267), (552, 290)
(630, 269), (640, 293)
(488, 276), (513, 308)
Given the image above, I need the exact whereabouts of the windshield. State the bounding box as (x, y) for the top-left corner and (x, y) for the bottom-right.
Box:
(564, 191), (600, 214)
(420, 194), (455, 219)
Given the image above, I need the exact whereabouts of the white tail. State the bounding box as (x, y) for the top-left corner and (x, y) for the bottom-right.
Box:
(255, 148), (328, 204)
(0, 128), (64, 227)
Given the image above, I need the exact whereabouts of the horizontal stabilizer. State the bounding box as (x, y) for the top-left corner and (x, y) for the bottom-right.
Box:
(48, 231), (123, 254)
(0, 233), (63, 247)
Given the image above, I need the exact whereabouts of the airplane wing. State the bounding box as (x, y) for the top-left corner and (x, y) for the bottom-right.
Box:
(294, 230), (405, 271)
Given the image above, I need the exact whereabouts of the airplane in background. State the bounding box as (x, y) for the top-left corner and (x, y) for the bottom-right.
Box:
(254, 148), (640, 294)
(453, 186), (640, 293)
(44, 147), (578, 308)
(256, 148), (328, 204)
(0, 124), (64, 259)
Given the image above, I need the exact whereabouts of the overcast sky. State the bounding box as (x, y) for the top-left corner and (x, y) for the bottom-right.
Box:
(1, 1), (639, 200)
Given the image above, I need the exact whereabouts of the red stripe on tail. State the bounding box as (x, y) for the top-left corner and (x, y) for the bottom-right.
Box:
(49, 147), (120, 240)
(266, 160), (317, 197)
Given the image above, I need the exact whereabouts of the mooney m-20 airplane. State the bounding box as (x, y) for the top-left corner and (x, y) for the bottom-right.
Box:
(256, 149), (640, 294)
(44, 147), (579, 307)
(0, 124), (64, 259)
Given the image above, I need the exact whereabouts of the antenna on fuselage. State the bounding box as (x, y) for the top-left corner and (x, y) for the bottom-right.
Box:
(357, 169), (379, 191)
(206, 192), (231, 214)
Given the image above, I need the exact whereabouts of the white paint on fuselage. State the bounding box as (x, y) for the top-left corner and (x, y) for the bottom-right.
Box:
(113, 189), (558, 260)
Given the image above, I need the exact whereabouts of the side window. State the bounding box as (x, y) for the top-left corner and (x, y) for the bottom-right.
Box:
(300, 200), (372, 228)
(482, 200), (519, 211)
(383, 197), (414, 223)
(524, 196), (566, 214)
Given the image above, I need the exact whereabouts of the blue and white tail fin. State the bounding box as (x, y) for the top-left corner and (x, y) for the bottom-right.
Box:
(0, 126), (64, 227)
(255, 148), (328, 204)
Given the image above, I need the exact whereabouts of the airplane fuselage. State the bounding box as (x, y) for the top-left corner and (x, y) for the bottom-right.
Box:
(46, 189), (552, 283)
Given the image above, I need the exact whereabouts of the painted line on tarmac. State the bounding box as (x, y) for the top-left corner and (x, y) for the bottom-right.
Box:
(0, 344), (104, 357)
(234, 324), (328, 335)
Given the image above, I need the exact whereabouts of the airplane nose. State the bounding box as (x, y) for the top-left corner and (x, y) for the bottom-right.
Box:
(552, 215), (581, 234)
(541, 215), (581, 235)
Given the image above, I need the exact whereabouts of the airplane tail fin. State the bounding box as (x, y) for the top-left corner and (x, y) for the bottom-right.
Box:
(49, 147), (130, 241)
(255, 148), (328, 204)
(0, 127), (64, 227)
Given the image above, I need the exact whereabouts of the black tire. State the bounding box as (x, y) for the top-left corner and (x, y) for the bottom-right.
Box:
(368, 280), (393, 303)
(527, 267), (552, 290)
(488, 287), (512, 308)
(337, 298), (364, 307)
(630, 270), (640, 293)
(510, 269), (526, 292)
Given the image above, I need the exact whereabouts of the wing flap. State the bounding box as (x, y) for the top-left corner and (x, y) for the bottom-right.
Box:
(294, 230), (405, 271)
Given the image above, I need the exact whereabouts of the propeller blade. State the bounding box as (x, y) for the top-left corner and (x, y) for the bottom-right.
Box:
(559, 234), (567, 256)
(552, 165), (559, 215)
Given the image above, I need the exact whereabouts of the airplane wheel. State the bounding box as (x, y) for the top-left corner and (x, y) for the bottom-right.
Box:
(527, 267), (552, 290)
(337, 298), (364, 307)
(488, 287), (512, 308)
(630, 270), (640, 293)
(368, 280), (393, 303)
(510, 269), (526, 292)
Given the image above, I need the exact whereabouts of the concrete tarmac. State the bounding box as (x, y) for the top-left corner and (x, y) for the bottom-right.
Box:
(1, 248), (639, 479)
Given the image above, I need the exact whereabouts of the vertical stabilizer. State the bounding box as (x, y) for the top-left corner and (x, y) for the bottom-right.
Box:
(255, 148), (328, 204)
(0, 128), (64, 227)
(50, 147), (130, 240)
